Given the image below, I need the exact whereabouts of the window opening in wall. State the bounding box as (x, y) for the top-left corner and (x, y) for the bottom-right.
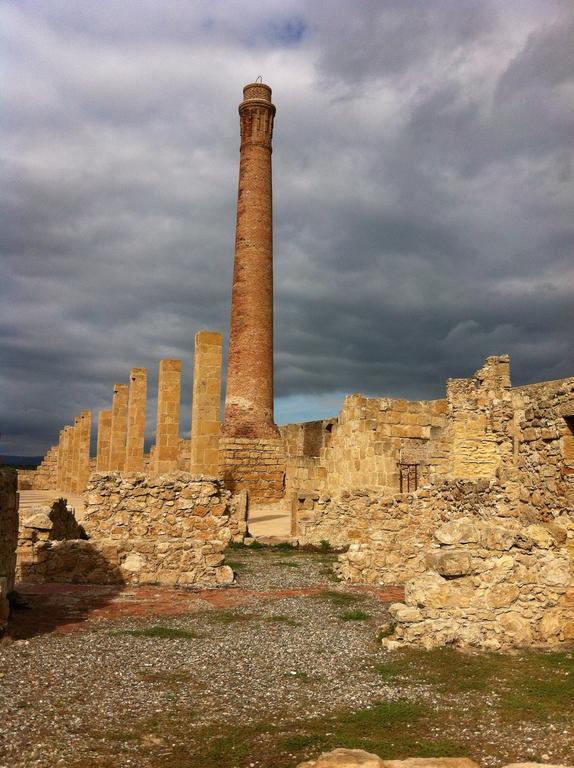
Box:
(563, 416), (574, 467)
(398, 463), (418, 493)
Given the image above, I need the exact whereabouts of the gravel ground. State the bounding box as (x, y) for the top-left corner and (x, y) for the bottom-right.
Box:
(0, 547), (572, 768)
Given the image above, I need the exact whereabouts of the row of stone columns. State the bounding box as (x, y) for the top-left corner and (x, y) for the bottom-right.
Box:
(55, 410), (91, 493)
(92, 331), (222, 479)
(48, 331), (223, 493)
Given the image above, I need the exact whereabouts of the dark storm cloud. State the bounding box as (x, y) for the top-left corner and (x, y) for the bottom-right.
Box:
(1, 0), (573, 455)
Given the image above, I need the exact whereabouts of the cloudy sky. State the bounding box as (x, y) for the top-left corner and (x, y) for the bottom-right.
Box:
(1, 0), (573, 456)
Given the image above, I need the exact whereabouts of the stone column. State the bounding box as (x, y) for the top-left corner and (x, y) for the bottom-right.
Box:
(153, 359), (181, 475)
(190, 331), (222, 476)
(56, 428), (67, 489)
(62, 425), (74, 492)
(69, 416), (81, 492)
(96, 410), (112, 472)
(223, 82), (278, 439)
(108, 383), (129, 472)
(76, 410), (92, 491)
(125, 368), (147, 472)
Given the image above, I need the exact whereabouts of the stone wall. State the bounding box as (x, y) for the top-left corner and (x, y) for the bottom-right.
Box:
(220, 437), (286, 503)
(513, 377), (574, 520)
(32, 445), (60, 489)
(0, 468), (19, 632)
(16, 499), (85, 580)
(16, 474), (236, 587)
(18, 446), (59, 490)
(386, 512), (573, 650)
(298, 480), (513, 582)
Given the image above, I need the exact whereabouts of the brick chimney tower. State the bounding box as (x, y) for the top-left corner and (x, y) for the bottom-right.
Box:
(223, 81), (279, 439)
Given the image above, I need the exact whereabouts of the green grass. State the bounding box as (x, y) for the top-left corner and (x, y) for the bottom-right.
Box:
(321, 589), (364, 606)
(114, 626), (198, 639)
(374, 659), (411, 681)
(80, 647), (574, 768)
(266, 615), (300, 626)
(372, 648), (574, 718)
(339, 609), (370, 621)
(280, 733), (322, 751)
(273, 560), (300, 567)
(210, 610), (258, 624)
(225, 559), (249, 572)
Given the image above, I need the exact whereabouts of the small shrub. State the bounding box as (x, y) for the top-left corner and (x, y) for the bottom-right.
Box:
(319, 539), (331, 553)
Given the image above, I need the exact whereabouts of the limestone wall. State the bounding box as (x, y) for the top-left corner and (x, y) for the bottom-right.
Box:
(387, 512), (573, 650)
(282, 397), (449, 497)
(297, 480), (511, 581)
(19, 446), (59, 490)
(513, 377), (574, 520)
(220, 437), (286, 503)
(0, 468), (19, 632)
(17, 474), (236, 587)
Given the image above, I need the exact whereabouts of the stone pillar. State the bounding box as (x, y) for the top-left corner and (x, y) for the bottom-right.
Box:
(223, 82), (278, 439)
(76, 410), (92, 491)
(62, 425), (74, 492)
(108, 383), (129, 472)
(190, 331), (222, 476)
(125, 368), (147, 472)
(153, 359), (181, 475)
(96, 410), (112, 472)
(56, 429), (66, 489)
(69, 415), (81, 492)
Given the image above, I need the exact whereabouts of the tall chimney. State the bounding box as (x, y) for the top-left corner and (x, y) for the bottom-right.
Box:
(223, 82), (278, 438)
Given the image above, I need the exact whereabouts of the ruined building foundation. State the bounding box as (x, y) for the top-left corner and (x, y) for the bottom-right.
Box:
(16, 82), (574, 647)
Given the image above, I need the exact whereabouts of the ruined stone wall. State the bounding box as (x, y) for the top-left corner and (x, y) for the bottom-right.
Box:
(17, 474), (236, 586)
(386, 512), (573, 650)
(282, 356), (526, 500)
(21, 445), (60, 490)
(0, 468), (19, 632)
(282, 397), (449, 497)
(16, 499), (85, 580)
(17, 469), (37, 491)
(512, 377), (574, 521)
(177, 439), (191, 471)
(445, 356), (514, 481)
(297, 480), (510, 580)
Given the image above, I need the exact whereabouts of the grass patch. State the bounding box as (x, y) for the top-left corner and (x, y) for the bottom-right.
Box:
(372, 648), (574, 720)
(321, 589), (364, 606)
(280, 733), (322, 751)
(273, 541), (297, 551)
(273, 560), (301, 567)
(225, 559), (249, 572)
(374, 659), (411, 681)
(114, 626), (198, 640)
(266, 615), (300, 626)
(210, 610), (258, 624)
(339, 609), (370, 621)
